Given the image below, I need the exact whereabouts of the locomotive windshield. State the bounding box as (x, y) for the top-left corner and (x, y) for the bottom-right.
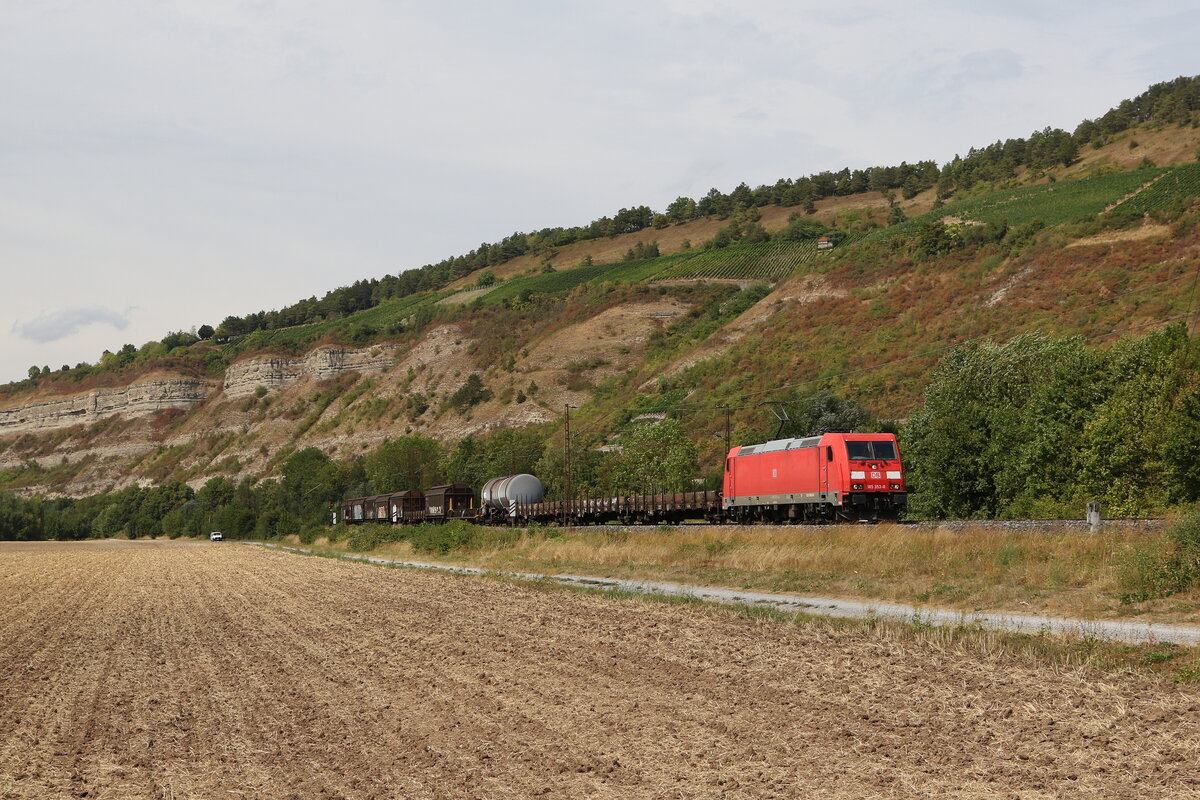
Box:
(846, 440), (898, 461)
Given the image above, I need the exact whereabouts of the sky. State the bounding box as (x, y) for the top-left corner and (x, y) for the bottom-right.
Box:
(2, 1), (1198, 385)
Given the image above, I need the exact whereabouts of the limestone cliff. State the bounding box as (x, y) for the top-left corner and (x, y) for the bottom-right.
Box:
(0, 378), (213, 436)
(222, 345), (402, 397)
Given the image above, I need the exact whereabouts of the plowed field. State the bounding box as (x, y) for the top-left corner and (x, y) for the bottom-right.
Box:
(2, 541), (1199, 799)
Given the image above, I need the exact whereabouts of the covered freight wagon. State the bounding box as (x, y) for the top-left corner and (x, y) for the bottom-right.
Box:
(385, 489), (425, 523)
(423, 484), (476, 521)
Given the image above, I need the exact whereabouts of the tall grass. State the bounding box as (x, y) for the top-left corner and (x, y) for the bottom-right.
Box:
(304, 522), (1192, 620)
(1117, 512), (1200, 602)
(341, 520), (520, 555)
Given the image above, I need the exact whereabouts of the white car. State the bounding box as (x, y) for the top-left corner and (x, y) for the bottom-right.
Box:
(209, 531), (224, 542)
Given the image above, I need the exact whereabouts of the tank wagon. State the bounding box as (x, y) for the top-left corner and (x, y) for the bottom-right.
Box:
(481, 474), (545, 518)
(340, 434), (906, 526)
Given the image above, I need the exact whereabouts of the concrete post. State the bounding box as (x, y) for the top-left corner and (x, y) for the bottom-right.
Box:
(1087, 501), (1102, 533)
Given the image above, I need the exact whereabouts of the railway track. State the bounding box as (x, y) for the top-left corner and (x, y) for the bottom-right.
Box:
(532, 517), (1168, 532)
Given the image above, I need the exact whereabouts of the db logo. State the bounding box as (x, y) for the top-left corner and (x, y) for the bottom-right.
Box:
(870, 471), (882, 479)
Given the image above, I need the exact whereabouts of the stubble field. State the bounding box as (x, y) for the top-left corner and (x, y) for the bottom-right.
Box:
(2, 540), (1199, 799)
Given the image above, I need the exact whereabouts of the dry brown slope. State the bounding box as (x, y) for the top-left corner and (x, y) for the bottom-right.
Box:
(1, 540), (1199, 799)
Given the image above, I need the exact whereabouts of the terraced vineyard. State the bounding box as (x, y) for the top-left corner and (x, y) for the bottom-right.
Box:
(483, 241), (822, 303)
(481, 255), (678, 303)
(953, 168), (1166, 226)
(652, 239), (824, 282)
(1111, 162), (1200, 215)
(863, 167), (1170, 246)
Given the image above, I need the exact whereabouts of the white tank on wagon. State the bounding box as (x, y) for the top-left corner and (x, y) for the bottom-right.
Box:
(481, 474), (545, 513)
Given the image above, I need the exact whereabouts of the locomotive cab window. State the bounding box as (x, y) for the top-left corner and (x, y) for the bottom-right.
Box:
(846, 441), (898, 461)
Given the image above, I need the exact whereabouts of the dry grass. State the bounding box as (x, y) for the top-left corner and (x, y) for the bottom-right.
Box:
(1065, 222), (1173, 247)
(301, 523), (1200, 624)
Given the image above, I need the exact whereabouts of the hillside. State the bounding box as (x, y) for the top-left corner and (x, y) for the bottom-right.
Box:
(2, 97), (1200, 500)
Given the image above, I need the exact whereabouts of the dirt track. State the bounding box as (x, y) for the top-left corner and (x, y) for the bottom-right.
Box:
(1, 541), (1199, 799)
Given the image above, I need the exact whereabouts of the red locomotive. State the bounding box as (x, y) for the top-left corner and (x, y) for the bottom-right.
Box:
(723, 432), (906, 522)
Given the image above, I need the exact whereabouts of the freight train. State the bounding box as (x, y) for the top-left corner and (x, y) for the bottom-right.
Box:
(340, 432), (906, 526)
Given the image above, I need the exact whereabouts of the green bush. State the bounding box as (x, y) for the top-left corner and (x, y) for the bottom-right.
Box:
(297, 524), (325, 545)
(1169, 511), (1200, 563)
(346, 523), (408, 552)
(406, 520), (483, 554)
(1118, 512), (1200, 603)
(1117, 542), (1192, 603)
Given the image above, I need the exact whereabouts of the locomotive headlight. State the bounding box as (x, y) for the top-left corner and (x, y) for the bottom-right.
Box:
(852, 483), (864, 490)
(890, 483), (901, 490)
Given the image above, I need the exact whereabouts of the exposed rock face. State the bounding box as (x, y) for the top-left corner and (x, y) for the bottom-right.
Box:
(0, 342), (407, 460)
(223, 345), (402, 397)
(0, 378), (213, 435)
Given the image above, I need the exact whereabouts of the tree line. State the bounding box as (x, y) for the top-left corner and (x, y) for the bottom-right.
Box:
(903, 324), (1200, 519)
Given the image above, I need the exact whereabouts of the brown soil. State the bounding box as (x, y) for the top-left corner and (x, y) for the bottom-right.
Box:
(3, 541), (1200, 799)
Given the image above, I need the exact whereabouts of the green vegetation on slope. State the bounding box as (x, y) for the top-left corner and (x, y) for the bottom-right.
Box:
(479, 255), (681, 303)
(652, 240), (824, 282)
(219, 289), (449, 357)
(1112, 161), (1200, 216)
(862, 165), (1168, 248)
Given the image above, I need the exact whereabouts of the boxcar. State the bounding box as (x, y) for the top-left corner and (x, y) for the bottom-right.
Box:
(423, 484), (476, 521)
(385, 489), (425, 523)
(341, 497), (366, 524)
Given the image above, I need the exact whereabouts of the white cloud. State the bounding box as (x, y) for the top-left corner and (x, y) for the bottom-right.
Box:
(12, 307), (131, 345)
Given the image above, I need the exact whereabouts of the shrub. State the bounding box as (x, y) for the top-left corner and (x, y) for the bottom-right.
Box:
(346, 524), (408, 552)
(297, 524), (325, 545)
(407, 520), (483, 554)
(445, 374), (492, 412)
(1118, 512), (1200, 603)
